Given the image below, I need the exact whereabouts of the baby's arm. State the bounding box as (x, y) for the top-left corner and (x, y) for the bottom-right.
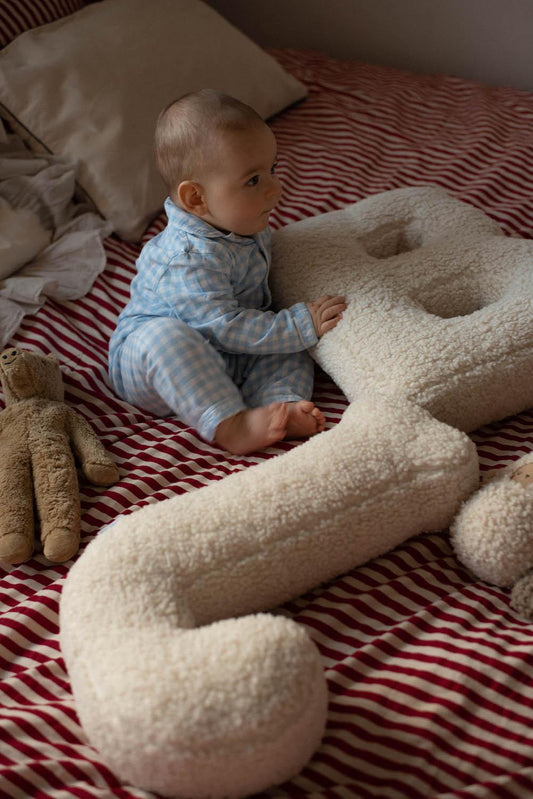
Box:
(164, 253), (320, 354)
(306, 295), (346, 338)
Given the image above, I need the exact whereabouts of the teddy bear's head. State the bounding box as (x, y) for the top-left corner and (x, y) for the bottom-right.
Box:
(0, 348), (64, 405)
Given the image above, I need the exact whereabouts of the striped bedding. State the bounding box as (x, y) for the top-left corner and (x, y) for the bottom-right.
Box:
(1, 47), (533, 799)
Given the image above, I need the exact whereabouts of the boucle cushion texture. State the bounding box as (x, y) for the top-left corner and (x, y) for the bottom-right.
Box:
(60, 186), (533, 798)
(61, 397), (478, 798)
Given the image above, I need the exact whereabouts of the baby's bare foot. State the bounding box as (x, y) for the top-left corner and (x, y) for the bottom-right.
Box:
(215, 403), (288, 455)
(285, 400), (325, 439)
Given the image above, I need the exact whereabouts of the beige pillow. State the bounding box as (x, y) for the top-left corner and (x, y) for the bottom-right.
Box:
(0, 0), (307, 242)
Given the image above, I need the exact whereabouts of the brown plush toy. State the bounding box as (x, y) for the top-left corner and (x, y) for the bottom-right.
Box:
(451, 454), (533, 619)
(0, 348), (120, 565)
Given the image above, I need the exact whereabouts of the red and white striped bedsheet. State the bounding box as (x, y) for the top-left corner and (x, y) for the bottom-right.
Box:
(1, 49), (533, 799)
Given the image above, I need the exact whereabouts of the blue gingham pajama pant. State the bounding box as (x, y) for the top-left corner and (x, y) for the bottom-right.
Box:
(114, 316), (315, 442)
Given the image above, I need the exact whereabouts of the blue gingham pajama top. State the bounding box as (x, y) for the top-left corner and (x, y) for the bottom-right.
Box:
(109, 199), (318, 441)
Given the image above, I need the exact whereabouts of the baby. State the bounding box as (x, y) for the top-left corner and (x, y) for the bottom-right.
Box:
(109, 89), (346, 455)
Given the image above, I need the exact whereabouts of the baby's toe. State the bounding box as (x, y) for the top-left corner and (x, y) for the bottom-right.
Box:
(311, 407), (326, 429)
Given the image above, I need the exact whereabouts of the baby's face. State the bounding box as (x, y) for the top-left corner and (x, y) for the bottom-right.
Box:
(511, 463), (533, 487)
(199, 122), (282, 236)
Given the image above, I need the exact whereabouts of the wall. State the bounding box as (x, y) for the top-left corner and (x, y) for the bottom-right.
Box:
(206, 0), (533, 91)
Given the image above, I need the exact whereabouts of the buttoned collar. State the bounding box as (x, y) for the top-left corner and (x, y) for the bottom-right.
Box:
(164, 198), (260, 246)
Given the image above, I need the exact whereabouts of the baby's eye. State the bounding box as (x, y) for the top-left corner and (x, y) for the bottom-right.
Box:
(246, 175), (260, 187)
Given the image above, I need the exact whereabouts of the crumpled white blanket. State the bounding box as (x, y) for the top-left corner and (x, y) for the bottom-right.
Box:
(0, 122), (112, 347)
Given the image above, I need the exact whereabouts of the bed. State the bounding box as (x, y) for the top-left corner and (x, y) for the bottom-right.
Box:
(1, 1), (533, 797)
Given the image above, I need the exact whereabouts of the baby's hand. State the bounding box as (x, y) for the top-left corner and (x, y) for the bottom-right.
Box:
(307, 295), (346, 338)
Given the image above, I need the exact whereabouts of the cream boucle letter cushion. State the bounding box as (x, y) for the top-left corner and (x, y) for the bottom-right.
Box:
(270, 186), (533, 432)
(60, 187), (533, 799)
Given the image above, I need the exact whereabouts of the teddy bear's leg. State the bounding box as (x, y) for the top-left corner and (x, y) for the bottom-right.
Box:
(67, 409), (120, 486)
(451, 455), (533, 589)
(0, 450), (34, 564)
(510, 570), (533, 620)
(32, 446), (81, 563)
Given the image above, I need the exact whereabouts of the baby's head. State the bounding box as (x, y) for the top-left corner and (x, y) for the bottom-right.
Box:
(154, 89), (282, 236)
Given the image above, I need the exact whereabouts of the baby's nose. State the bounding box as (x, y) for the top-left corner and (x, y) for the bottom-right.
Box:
(266, 176), (282, 199)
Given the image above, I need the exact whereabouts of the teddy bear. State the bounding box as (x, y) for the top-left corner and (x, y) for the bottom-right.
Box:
(0, 347), (119, 565)
(451, 453), (533, 619)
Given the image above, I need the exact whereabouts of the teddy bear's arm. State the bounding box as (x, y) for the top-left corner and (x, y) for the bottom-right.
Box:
(65, 407), (119, 486)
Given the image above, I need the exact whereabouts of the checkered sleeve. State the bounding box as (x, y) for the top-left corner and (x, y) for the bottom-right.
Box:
(160, 249), (318, 355)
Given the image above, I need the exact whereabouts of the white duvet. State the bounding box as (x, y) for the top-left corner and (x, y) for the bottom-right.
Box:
(0, 122), (111, 346)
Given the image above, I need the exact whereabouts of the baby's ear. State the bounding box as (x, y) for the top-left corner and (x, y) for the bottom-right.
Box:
(177, 181), (208, 215)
